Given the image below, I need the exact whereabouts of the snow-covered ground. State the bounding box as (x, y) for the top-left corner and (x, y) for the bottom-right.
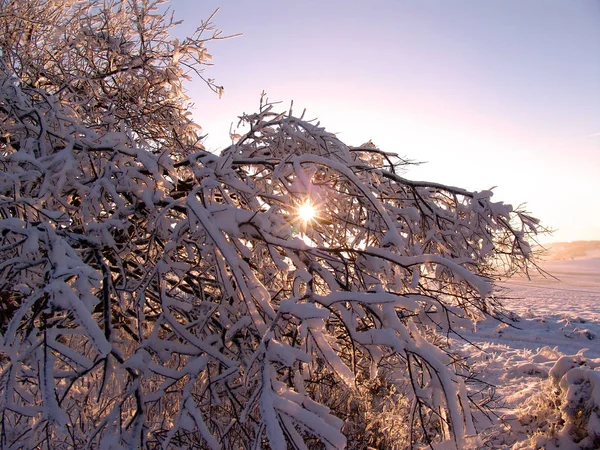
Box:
(453, 251), (600, 449)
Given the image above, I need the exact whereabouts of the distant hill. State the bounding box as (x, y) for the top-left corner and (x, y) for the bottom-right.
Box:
(540, 240), (600, 261)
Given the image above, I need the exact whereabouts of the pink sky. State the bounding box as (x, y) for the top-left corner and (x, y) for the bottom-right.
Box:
(172, 0), (600, 243)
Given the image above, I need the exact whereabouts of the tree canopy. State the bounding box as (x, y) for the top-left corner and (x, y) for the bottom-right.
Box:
(0, 1), (543, 448)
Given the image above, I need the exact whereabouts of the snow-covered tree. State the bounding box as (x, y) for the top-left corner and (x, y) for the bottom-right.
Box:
(0, 1), (543, 448)
(0, 0), (230, 156)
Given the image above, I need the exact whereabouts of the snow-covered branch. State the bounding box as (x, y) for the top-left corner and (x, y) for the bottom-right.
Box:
(0, 4), (545, 448)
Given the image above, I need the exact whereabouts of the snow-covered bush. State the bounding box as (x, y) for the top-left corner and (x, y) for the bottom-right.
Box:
(516, 353), (600, 450)
(555, 367), (600, 447)
(0, 1), (543, 448)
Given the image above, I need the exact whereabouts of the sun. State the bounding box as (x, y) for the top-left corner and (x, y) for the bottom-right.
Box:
(298, 201), (316, 222)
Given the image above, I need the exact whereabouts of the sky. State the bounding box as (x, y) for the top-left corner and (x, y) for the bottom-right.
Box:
(170, 0), (600, 244)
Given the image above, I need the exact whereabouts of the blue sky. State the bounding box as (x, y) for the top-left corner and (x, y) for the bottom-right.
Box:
(171, 0), (600, 243)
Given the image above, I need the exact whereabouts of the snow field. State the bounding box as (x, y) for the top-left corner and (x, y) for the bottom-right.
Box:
(453, 254), (600, 449)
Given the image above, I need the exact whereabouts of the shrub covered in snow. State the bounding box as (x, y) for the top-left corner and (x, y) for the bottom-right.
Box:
(556, 367), (600, 447)
(0, 1), (543, 448)
(516, 353), (600, 450)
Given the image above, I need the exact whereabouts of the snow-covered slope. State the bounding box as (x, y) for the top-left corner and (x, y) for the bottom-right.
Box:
(453, 253), (600, 449)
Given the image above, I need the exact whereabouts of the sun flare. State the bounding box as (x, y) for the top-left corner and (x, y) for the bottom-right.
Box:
(298, 202), (316, 222)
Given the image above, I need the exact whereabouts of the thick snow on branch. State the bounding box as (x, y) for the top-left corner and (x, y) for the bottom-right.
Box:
(0, 16), (544, 448)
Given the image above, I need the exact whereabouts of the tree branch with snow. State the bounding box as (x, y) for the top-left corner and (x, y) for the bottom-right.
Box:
(0, 2), (545, 448)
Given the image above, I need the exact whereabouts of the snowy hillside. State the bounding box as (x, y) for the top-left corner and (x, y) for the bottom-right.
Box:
(454, 244), (600, 449)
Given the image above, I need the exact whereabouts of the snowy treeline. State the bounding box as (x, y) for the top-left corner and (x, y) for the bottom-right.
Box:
(0, 1), (543, 448)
